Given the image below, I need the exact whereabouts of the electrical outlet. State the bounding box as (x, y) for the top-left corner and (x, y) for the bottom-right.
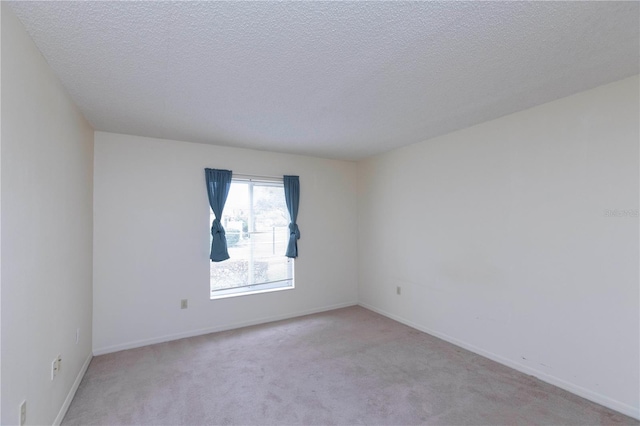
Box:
(57, 354), (62, 373)
(181, 299), (188, 309)
(51, 358), (58, 380)
(19, 400), (26, 426)
(396, 286), (402, 295)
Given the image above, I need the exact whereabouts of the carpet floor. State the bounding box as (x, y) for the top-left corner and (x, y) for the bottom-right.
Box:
(63, 306), (638, 425)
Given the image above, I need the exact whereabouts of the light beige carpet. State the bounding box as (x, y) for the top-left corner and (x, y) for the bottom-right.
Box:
(63, 306), (638, 425)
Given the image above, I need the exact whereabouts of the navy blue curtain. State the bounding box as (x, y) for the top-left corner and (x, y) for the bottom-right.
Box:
(205, 168), (232, 262)
(283, 175), (300, 258)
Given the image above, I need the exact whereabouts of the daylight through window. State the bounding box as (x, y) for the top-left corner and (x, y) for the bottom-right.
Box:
(210, 177), (294, 299)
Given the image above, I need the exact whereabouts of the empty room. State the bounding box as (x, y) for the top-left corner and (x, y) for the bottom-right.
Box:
(1, 1), (638, 425)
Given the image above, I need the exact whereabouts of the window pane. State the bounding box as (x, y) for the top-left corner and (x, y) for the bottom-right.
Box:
(210, 179), (294, 298)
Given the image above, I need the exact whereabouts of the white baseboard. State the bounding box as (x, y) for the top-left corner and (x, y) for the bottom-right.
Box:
(358, 302), (640, 421)
(93, 301), (358, 356)
(53, 352), (93, 426)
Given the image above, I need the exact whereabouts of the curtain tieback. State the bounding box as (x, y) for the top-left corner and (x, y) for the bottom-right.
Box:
(211, 219), (226, 237)
(289, 223), (300, 240)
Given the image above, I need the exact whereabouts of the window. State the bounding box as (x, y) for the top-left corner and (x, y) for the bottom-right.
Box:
(210, 177), (294, 299)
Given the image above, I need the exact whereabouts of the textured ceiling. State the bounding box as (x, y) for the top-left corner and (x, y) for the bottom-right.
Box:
(9, 1), (640, 160)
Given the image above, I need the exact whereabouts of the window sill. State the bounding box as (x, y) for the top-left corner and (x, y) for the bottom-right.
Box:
(210, 284), (294, 300)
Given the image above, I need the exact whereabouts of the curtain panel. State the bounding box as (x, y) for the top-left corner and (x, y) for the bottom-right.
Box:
(205, 168), (232, 262)
(283, 175), (300, 258)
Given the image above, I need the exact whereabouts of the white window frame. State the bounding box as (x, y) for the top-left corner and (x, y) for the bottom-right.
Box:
(210, 175), (295, 300)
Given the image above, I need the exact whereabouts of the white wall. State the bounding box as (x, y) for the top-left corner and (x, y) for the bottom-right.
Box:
(93, 132), (358, 354)
(357, 76), (639, 418)
(1, 4), (94, 425)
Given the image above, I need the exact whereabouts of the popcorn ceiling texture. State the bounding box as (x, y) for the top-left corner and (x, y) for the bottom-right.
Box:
(9, 1), (640, 160)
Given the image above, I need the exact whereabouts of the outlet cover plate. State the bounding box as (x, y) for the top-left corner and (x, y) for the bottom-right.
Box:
(51, 358), (57, 380)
